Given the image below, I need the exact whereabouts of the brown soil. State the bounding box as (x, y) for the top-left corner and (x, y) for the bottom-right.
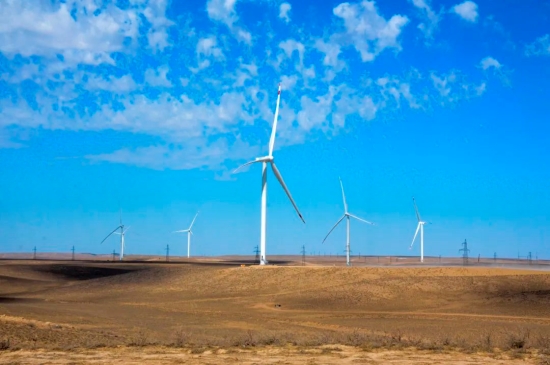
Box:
(1, 258), (550, 363)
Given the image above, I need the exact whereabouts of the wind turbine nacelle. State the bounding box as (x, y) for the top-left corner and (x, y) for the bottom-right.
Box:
(255, 156), (273, 162)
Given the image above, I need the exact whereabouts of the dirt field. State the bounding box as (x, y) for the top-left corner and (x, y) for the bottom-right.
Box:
(1, 257), (550, 363)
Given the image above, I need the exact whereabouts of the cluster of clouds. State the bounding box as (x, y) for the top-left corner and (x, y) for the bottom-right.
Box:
(0, 0), (546, 170)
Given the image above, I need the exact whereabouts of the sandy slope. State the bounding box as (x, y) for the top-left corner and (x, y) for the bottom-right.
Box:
(1, 260), (550, 362)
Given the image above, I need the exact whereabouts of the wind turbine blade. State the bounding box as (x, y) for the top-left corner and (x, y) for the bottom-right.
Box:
(173, 230), (189, 233)
(233, 159), (262, 174)
(101, 226), (122, 244)
(270, 161), (305, 223)
(409, 223), (421, 249)
(123, 226), (130, 234)
(348, 213), (375, 225)
(268, 83), (282, 156)
(339, 177), (348, 213)
(412, 197), (421, 222)
(189, 211), (199, 229)
(322, 215), (346, 243)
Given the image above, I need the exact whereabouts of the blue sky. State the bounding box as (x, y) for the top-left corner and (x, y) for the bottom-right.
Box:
(0, 0), (549, 259)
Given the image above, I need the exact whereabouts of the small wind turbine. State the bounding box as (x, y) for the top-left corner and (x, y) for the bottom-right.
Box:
(101, 211), (130, 261)
(409, 197), (428, 263)
(173, 211), (199, 258)
(322, 177), (375, 266)
(233, 84), (305, 266)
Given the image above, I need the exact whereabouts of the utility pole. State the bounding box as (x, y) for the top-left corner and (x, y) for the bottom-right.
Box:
(112, 249), (116, 262)
(528, 252), (532, 265)
(33, 246), (36, 260)
(166, 244), (170, 262)
(478, 254), (480, 263)
(494, 252), (497, 263)
(253, 245), (260, 265)
(71, 246), (75, 261)
(300, 245), (306, 266)
(459, 239), (470, 266)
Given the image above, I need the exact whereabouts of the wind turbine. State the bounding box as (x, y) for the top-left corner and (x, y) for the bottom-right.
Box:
(101, 211), (130, 261)
(322, 177), (375, 266)
(233, 84), (305, 265)
(409, 197), (428, 263)
(173, 211), (199, 258)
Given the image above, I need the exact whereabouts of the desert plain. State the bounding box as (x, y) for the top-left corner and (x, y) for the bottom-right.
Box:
(1, 255), (550, 364)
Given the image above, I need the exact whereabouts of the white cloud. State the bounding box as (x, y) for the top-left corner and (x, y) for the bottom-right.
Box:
(525, 34), (550, 56)
(86, 75), (137, 93)
(144, 66), (172, 87)
(0, 1), (171, 65)
(451, 1), (478, 23)
(279, 39), (305, 66)
(479, 56), (501, 70)
(331, 0), (409, 62)
(279, 3), (292, 23)
(430, 71), (485, 105)
(206, 0), (251, 43)
(314, 39), (344, 70)
(410, 0), (441, 40)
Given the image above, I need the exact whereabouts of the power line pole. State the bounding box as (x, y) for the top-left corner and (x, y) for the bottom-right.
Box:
(528, 251), (532, 265)
(112, 249), (116, 262)
(300, 245), (306, 266)
(166, 244), (170, 262)
(71, 246), (75, 261)
(494, 252), (497, 263)
(253, 245), (260, 265)
(459, 239), (470, 266)
(33, 246), (36, 260)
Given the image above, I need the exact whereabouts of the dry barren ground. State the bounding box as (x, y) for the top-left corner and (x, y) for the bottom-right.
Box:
(1, 258), (550, 363)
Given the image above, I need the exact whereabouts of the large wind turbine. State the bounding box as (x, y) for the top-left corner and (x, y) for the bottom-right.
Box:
(322, 177), (375, 266)
(233, 84), (305, 265)
(409, 197), (428, 263)
(101, 212), (130, 261)
(173, 211), (199, 258)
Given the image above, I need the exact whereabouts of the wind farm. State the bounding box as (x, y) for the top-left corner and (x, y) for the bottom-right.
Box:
(2, 85), (550, 364)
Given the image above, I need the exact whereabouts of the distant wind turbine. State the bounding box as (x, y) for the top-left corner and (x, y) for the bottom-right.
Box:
(409, 197), (429, 263)
(101, 210), (130, 261)
(233, 84), (305, 265)
(173, 211), (199, 258)
(322, 177), (375, 266)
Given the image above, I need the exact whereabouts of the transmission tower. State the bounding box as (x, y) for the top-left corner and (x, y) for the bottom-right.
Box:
(71, 246), (75, 261)
(300, 245), (306, 266)
(459, 239), (470, 265)
(166, 244), (170, 262)
(253, 245), (260, 265)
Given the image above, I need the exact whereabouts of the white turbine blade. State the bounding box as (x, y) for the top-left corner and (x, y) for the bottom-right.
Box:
(173, 229), (189, 233)
(189, 211), (199, 229)
(123, 226), (131, 234)
(322, 215), (346, 243)
(348, 213), (375, 225)
(270, 161), (305, 223)
(339, 177), (348, 213)
(412, 197), (421, 222)
(268, 83), (282, 156)
(409, 223), (421, 249)
(233, 159), (262, 174)
(101, 225), (122, 244)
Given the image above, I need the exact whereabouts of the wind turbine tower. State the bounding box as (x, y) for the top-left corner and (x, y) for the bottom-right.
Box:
(233, 84), (305, 265)
(173, 212), (199, 258)
(322, 177), (375, 266)
(409, 197), (429, 263)
(101, 211), (130, 261)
